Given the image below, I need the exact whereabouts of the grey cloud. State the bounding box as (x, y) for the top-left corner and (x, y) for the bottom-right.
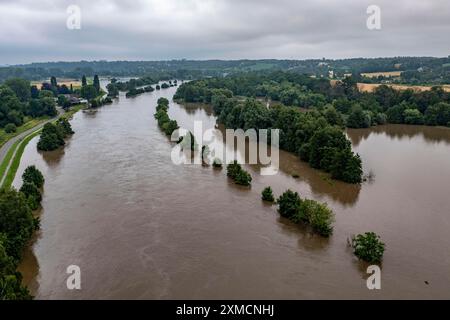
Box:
(0, 0), (449, 64)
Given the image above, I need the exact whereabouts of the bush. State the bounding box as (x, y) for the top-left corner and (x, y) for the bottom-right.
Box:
(22, 165), (45, 188)
(20, 182), (42, 204)
(261, 187), (274, 202)
(37, 123), (64, 151)
(277, 190), (302, 220)
(37, 119), (74, 151)
(277, 190), (334, 237)
(4, 123), (16, 133)
(226, 161), (252, 186)
(162, 120), (178, 136)
(299, 199), (334, 237)
(157, 97), (169, 107)
(226, 161), (242, 179)
(351, 232), (385, 264)
(212, 158), (222, 168)
(235, 170), (252, 186)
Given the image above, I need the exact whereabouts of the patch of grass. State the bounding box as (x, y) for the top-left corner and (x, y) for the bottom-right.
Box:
(0, 117), (49, 148)
(0, 139), (21, 179)
(2, 129), (43, 188)
(60, 104), (86, 121)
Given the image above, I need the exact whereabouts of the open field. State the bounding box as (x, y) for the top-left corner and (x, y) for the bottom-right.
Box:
(361, 71), (402, 78)
(357, 82), (450, 93)
(330, 79), (450, 92)
(31, 78), (82, 89)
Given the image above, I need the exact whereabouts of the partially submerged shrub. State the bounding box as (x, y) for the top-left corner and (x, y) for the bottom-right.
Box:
(261, 187), (274, 202)
(351, 232), (385, 264)
(277, 189), (334, 237)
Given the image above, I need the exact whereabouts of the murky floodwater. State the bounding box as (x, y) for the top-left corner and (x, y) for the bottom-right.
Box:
(15, 82), (450, 299)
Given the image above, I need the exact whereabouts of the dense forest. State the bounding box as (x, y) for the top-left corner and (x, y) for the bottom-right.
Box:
(1, 57), (449, 85)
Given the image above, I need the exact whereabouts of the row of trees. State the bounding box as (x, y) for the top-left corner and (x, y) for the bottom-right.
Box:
(37, 118), (74, 151)
(0, 166), (45, 299)
(125, 85), (154, 98)
(174, 71), (450, 129)
(176, 80), (363, 183)
(0, 79), (58, 130)
(154, 97), (179, 136)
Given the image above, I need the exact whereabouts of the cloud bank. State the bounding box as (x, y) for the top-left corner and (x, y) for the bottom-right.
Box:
(0, 0), (449, 64)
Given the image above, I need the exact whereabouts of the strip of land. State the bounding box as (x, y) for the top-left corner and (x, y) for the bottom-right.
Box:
(0, 105), (84, 188)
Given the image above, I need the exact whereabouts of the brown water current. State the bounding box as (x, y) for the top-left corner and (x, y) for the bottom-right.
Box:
(15, 82), (450, 299)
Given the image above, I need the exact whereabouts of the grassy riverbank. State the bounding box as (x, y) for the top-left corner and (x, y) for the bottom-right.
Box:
(0, 116), (50, 149)
(0, 104), (85, 189)
(1, 129), (43, 188)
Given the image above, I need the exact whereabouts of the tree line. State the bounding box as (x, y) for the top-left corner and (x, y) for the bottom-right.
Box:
(0, 166), (45, 299)
(0, 78), (58, 132)
(174, 71), (450, 129)
(174, 78), (363, 183)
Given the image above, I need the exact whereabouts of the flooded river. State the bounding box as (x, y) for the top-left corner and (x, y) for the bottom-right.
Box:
(15, 83), (450, 299)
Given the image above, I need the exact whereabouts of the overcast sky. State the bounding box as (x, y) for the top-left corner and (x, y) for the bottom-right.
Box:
(0, 0), (449, 65)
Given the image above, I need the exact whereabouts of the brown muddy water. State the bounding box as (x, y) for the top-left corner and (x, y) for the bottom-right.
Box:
(15, 83), (450, 299)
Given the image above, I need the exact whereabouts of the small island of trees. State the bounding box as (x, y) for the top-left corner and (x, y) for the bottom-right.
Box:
(37, 118), (74, 151)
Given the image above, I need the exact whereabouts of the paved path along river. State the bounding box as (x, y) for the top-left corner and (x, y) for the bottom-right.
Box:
(0, 107), (63, 186)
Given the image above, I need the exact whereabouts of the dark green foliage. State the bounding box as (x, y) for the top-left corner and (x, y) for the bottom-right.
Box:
(106, 83), (119, 97)
(154, 98), (178, 137)
(0, 166), (46, 299)
(57, 118), (75, 136)
(212, 158), (222, 168)
(157, 97), (169, 107)
(386, 104), (406, 124)
(277, 189), (302, 220)
(235, 170), (252, 186)
(0, 85), (24, 127)
(299, 199), (334, 236)
(20, 182), (42, 209)
(261, 186), (274, 202)
(4, 123), (16, 133)
(22, 165), (45, 188)
(93, 75), (100, 93)
(161, 83), (170, 89)
(226, 161), (252, 186)
(81, 75), (87, 87)
(352, 232), (385, 264)
(4, 78), (31, 102)
(37, 119), (74, 151)
(276, 190), (334, 237)
(424, 102), (450, 126)
(162, 120), (179, 136)
(0, 189), (35, 260)
(347, 105), (371, 128)
(0, 234), (32, 300)
(403, 109), (424, 125)
(80, 85), (97, 100)
(226, 161), (241, 179)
